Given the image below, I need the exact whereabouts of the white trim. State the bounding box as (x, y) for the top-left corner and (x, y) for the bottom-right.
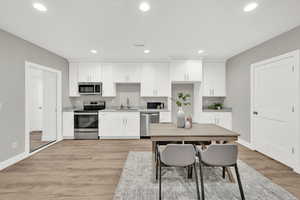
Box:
(0, 139), (62, 171)
(63, 136), (74, 140)
(294, 167), (300, 174)
(28, 139), (62, 157)
(100, 136), (140, 140)
(237, 138), (254, 150)
(0, 152), (27, 170)
(25, 61), (63, 154)
(250, 50), (300, 173)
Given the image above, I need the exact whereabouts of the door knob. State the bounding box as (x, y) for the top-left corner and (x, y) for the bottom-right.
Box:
(253, 111), (258, 115)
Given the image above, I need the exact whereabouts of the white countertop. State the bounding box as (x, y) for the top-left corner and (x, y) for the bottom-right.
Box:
(202, 108), (232, 112)
(63, 107), (170, 113)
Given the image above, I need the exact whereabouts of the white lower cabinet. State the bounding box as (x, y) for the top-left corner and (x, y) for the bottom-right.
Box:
(160, 111), (171, 123)
(199, 112), (232, 130)
(63, 112), (74, 139)
(99, 112), (140, 139)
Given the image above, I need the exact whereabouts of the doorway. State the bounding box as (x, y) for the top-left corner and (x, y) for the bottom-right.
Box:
(25, 62), (62, 153)
(251, 51), (299, 169)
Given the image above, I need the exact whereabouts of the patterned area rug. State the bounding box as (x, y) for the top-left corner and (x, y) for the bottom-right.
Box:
(113, 152), (297, 200)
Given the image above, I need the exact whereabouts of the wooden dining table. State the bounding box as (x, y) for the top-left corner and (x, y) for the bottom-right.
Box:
(150, 123), (240, 182)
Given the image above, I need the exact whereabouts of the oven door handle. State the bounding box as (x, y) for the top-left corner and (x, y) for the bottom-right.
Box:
(74, 113), (98, 115)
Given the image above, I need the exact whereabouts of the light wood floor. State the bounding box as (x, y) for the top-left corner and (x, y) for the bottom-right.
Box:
(0, 139), (300, 200)
(30, 131), (54, 152)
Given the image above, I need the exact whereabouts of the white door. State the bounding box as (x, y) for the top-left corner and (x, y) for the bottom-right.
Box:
(141, 63), (156, 96)
(123, 113), (140, 137)
(252, 56), (297, 167)
(29, 68), (43, 131)
(42, 70), (57, 142)
(78, 63), (101, 82)
(203, 62), (226, 96)
(141, 63), (170, 97)
(100, 113), (122, 138)
(102, 64), (116, 97)
(69, 63), (79, 97)
(114, 63), (141, 82)
(186, 60), (202, 82)
(170, 61), (187, 82)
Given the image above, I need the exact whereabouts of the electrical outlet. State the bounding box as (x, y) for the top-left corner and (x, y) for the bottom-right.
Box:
(12, 142), (18, 149)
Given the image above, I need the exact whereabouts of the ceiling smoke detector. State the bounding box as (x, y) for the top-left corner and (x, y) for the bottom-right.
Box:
(133, 41), (145, 47)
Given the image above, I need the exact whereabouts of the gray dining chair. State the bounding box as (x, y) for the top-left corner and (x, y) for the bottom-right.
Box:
(156, 144), (201, 200)
(197, 144), (245, 200)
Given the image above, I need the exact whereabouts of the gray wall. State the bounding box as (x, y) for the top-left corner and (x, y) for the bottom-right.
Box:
(225, 25), (300, 142)
(0, 29), (70, 163)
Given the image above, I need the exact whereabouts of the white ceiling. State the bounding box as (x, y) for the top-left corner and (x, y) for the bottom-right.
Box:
(0, 0), (300, 61)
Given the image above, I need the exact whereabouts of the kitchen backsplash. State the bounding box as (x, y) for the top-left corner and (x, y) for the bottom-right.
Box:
(202, 97), (225, 108)
(69, 83), (168, 109)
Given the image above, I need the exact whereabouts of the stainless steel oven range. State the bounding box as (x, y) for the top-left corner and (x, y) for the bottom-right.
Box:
(74, 101), (105, 140)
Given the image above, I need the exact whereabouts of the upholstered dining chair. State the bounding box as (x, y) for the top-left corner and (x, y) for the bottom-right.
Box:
(156, 144), (201, 200)
(197, 144), (245, 200)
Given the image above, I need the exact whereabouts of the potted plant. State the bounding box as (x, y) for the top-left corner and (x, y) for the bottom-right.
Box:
(175, 93), (191, 128)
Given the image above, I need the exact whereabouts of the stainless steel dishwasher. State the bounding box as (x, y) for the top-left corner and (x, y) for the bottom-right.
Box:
(140, 112), (160, 137)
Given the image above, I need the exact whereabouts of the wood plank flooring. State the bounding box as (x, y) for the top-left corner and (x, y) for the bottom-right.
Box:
(0, 139), (300, 200)
(30, 131), (53, 152)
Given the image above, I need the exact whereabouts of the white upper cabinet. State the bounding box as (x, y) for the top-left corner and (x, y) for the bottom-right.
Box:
(170, 60), (202, 82)
(78, 63), (102, 82)
(101, 64), (116, 97)
(69, 62), (80, 97)
(141, 63), (171, 97)
(203, 62), (226, 97)
(113, 63), (141, 83)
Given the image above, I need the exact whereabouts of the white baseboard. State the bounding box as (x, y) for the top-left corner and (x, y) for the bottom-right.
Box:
(0, 152), (27, 171)
(294, 167), (300, 174)
(238, 138), (254, 150)
(100, 136), (140, 140)
(63, 136), (74, 139)
(0, 138), (63, 171)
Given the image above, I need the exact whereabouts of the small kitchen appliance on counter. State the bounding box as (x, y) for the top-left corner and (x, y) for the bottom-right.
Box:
(147, 102), (165, 110)
(74, 101), (105, 140)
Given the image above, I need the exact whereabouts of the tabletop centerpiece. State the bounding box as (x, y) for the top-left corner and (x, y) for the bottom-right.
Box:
(173, 92), (191, 128)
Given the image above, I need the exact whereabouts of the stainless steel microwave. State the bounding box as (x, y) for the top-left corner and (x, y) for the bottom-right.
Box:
(78, 83), (102, 95)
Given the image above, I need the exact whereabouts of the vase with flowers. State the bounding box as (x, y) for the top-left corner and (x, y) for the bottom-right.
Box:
(174, 93), (191, 128)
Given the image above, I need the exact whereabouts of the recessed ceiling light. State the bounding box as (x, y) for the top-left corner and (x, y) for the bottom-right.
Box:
(244, 2), (258, 12)
(198, 50), (205, 54)
(144, 49), (150, 54)
(33, 3), (47, 12)
(139, 2), (150, 12)
(90, 50), (98, 54)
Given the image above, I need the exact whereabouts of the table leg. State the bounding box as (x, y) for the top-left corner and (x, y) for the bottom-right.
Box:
(152, 141), (157, 182)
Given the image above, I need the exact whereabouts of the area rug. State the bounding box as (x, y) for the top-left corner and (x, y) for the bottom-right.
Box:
(113, 152), (297, 200)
